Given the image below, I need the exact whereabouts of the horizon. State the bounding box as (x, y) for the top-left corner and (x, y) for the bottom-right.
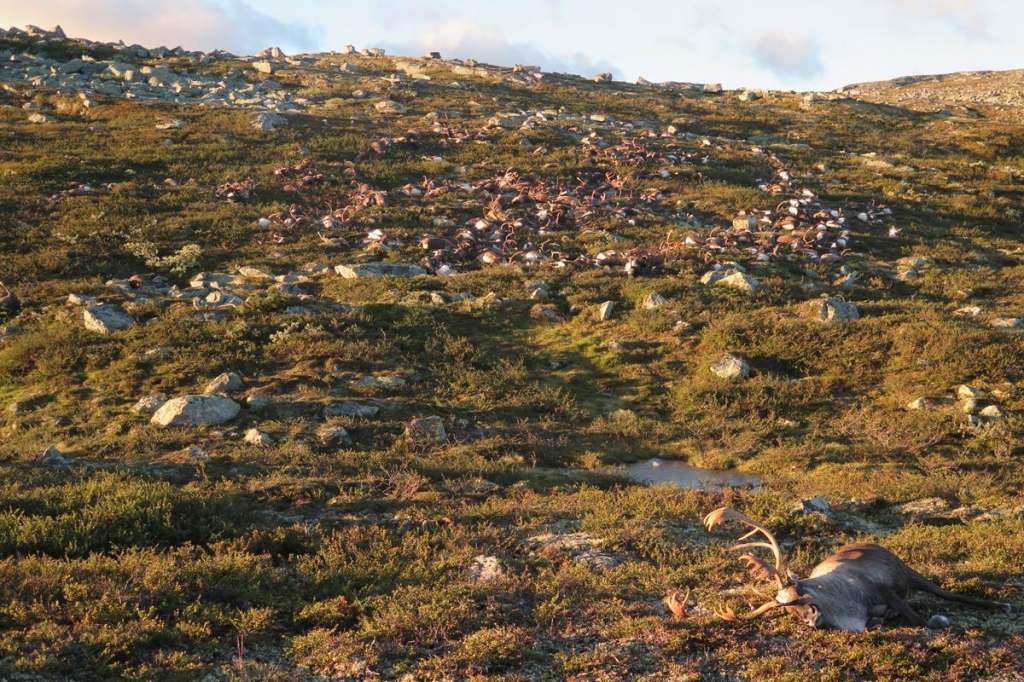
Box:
(3, 1), (1024, 92)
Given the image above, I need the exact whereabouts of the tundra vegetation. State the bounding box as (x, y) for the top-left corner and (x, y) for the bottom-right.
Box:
(0, 28), (1022, 681)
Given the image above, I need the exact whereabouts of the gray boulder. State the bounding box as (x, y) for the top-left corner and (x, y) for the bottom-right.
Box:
(813, 298), (859, 322)
(710, 353), (751, 380)
(405, 415), (446, 445)
(151, 394), (240, 427)
(83, 305), (134, 334)
(334, 263), (426, 278)
(205, 372), (243, 393)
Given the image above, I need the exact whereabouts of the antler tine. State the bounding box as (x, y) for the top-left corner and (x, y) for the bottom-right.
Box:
(716, 599), (787, 622)
(703, 507), (788, 587)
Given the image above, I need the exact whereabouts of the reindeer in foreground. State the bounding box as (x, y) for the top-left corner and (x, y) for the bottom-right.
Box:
(703, 507), (1014, 631)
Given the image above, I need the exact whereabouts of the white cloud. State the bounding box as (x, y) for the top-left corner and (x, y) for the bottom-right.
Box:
(750, 33), (824, 81)
(3, 0), (320, 55)
(377, 15), (622, 80)
(893, 0), (989, 38)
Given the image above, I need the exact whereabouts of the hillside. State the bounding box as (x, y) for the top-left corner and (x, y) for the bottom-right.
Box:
(0, 25), (1022, 681)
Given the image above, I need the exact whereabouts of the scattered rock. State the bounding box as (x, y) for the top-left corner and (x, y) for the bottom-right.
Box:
(334, 263), (426, 278)
(642, 292), (668, 309)
(319, 425), (354, 447)
(37, 445), (71, 467)
(956, 385), (986, 399)
(83, 304), (135, 334)
(960, 398), (980, 415)
(247, 393), (275, 411)
(598, 301), (616, 320)
(374, 100), (406, 114)
(466, 555), (504, 583)
(352, 375), (406, 389)
(592, 72), (613, 84)
(813, 298), (859, 322)
(906, 397), (929, 410)
(244, 428), (274, 447)
(523, 532), (623, 570)
(405, 415), (446, 445)
(151, 394), (241, 427)
(28, 113), (54, 124)
(250, 112), (285, 131)
(979, 405), (1004, 420)
(324, 401), (380, 418)
(253, 60), (276, 74)
(797, 495), (832, 516)
(710, 353), (751, 380)
(132, 394), (167, 413)
(205, 372), (243, 393)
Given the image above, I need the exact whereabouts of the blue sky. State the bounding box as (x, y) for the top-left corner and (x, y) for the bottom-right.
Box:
(5, 0), (1023, 90)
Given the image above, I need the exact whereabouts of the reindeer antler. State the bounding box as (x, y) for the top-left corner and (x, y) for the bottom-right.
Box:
(703, 507), (790, 589)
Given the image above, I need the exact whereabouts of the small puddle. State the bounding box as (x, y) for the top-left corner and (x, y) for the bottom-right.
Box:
(623, 458), (762, 490)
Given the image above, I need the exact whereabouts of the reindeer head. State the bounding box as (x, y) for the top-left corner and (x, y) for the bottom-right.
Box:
(703, 507), (814, 622)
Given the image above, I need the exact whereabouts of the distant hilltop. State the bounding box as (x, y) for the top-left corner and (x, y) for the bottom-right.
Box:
(4, 23), (1024, 120)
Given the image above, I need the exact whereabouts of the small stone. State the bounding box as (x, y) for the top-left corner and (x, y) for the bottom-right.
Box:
(250, 112), (284, 131)
(38, 446), (71, 467)
(960, 398), (980, 415)
(244, 428), (274, 447)
(591, 72), (613, 83)
(990, 317), (1024, 329)
(28, 113), (54, 124)
(374, 100), (406, 114)
(324, 401), (380, 418)
(797, 495), (832, 516)
(703, 83), (723, 93)
(598, 301), (616, 320)
(466, 555), (504, 583)
(246, 393), (275, 411)
(642, 292), (668, 309)
(405, 415), (446, 445)
(717, 271), (760, 292)
(979, 405), (1004, 420)
(956, 385), (986, 400)
(132, 394), (167, 414)
(813, 298), (859, 322)
(334, 263), (426, 278)
(151, 394), (241, 427)
(253, 60), (276, 74)
(738, 90), (759, 102)
(83, 305), (134, 334)
(906, 397), (929, 410)
(205, 372), (243, 394)
(710, 353), (751, 380)
(319, 426), (354, 447)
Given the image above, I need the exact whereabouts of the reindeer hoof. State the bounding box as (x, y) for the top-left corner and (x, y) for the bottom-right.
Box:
(926, 615), (950, 629)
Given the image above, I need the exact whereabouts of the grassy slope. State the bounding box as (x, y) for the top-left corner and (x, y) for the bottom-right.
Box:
(0, 37), (1022, 680)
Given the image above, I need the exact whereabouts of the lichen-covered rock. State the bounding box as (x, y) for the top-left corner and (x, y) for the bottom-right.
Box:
(83, 304), (134, 334)
(151, 394), (241, 427)
(334, 263), (426, 278)
(813, 298), (859, 322)
(244, 428), (274, 447)
(132, 394), (167, 413)
(405, 415), (446, 445)
(205, 372), (243, 393)
(319, 425), (354, 447)
(466, 555), (504, 583)
(710, 353), (751, 380)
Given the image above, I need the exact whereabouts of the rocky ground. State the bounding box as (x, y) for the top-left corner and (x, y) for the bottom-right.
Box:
(0, 24), (1022, 682)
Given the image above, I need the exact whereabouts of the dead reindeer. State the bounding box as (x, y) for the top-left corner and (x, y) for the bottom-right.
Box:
(703, 507), (1014, 632)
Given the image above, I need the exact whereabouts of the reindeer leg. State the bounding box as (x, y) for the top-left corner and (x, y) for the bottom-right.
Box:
(879, 586), (929, 627)
(909, 572), (1014, 614)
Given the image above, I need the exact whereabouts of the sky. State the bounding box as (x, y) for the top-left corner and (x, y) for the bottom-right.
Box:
(3, 0), (1023, 91)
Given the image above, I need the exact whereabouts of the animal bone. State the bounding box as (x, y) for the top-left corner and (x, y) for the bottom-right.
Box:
(704, 506), (1014, 631)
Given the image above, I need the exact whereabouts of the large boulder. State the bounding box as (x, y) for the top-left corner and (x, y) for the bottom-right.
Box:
(83, 305), (134, 334)
(151, 394), (240, 427)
